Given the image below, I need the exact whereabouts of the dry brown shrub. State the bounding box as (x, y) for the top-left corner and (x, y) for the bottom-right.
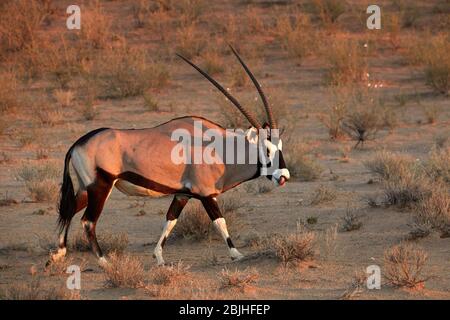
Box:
(312, 0), (347, 27)
(69, 231), (129, 254)
(0, 0), (49, 55)
(364, 150), (415, 181)
(104, 252), (145, 288)
(275, 13), (316, 64)
(323, 39), (368, 85)
(310, 185), (337, 205)
(0, 71), (19, 113)
(175, 23), (206, 59)
(406, 34), (450, 95)
(0, 277), (79, 300)
(201, 49), (225, 75)
(53, 89), (74, 108)
(84, 41), (169, 99)
(340, 270), (367, 300)
(150, 261), (192, 286)
(285, 142), (323, 181)
(415, 184), (450, 235)
(79, 2), (111, 49)
(16, 162), (59, 203)
(424, 147), (450, 184)
(176, 202), (211, 240)
(271, 227), (316, 267)
(341, 105), (380, 148)
(219, 267), (259, 291)
(384, 243), (429, 289)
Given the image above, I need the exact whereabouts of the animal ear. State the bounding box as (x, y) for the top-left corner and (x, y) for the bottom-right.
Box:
(245, 127), (259, 144)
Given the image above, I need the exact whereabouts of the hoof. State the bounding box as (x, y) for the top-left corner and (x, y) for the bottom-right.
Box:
(230, 248), (244, 261)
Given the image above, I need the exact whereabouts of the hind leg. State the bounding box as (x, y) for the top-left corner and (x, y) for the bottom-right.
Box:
(51, 190), (88, 263)
(81, 175), (113, 266)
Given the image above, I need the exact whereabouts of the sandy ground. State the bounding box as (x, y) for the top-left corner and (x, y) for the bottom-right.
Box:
(0, 0), (449, 300)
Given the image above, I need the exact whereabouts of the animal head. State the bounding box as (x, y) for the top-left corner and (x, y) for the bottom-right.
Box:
(178, 45), (290, 186)
(246, 125), (290, 186)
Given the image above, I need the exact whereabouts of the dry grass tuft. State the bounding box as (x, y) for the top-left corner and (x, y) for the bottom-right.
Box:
(219, 267), (259, 291)
(271, 227), (316, 267)
(85, 42), (169, 99)
(69, 231), (129, 254)
(341, 210), (362, 232)
(425, 147), (450, 184)
(0, 71), (19, 113)
(312, 0), (347, 27)
(176, 202), (211, 240)
(104, 252), (145, 288)
(415, 184), (450, 236)
(323, 39), (368, 85)
(364, 150), (415, 181)
(150, 261), (192, 286)
(0, 277), (78, 300)
(285, 142), (323, 181)
(16, 162), (59, 202)
(310, 185), (337, 206)
(276, 13), (316, 64)
(384, 243), (429, 289)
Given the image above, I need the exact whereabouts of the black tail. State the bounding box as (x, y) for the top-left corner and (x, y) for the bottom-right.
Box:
(57, 148), (76, 233)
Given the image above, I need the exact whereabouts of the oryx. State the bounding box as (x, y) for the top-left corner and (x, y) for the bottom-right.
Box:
(51, 46), (290, 266)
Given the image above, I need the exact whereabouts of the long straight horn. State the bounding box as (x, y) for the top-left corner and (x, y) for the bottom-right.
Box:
(176, 54), (262, 129)
(229, 45), (276, 129)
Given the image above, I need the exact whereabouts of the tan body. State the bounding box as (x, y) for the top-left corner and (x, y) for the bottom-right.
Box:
(71, 116), (258, 198)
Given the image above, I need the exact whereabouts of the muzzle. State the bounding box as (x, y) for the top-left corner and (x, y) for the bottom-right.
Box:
(271, 168), (290, 186)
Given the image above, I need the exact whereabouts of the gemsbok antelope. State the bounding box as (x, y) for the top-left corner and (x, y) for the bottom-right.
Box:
(51, 46), (290, 266)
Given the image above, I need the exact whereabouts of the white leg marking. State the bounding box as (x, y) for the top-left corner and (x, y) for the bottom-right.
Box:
(98, 256), (108, 268)
(51, 247), (67, 262)
(154, 219), (177, 266)
(213, 218), (244, 261)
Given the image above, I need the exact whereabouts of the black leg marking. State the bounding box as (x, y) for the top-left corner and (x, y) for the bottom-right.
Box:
(226, 237), (235, 249)
(81, 174), (113, 259)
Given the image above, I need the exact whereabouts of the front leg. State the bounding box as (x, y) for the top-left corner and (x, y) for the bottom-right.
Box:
(201, 196), (244, 261)
(154, 195), (189, 265)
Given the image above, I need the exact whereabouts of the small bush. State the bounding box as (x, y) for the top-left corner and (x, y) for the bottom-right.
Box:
(406, 34), (450, 95)
(271, 229), (315, 267)
(175, 23), (205, 59)
(364, 150), (415, 181)
(143, 92), (159, 112)
(383, 172), (430, 209)
(318, 99), (347, 140)
(244, 179), (274, 194)
(425, 147), (450, 184)
(341, 105), (380, 148)
(176, 202), (211, 240)
(53, 89), (74, 108)
(310, 185), (337, 205)
(150, 261), (191, 286)
(219, 267), (259, 291)
(312, 0), (347, 27)
(201, 49), (225, 75)
(104, 252), (145, 288)
(0, 71), (19, 113)
(275, 14), (316, 64)
(0, 193), (18, 207)
(415, 184), (450, 235)
(78, 3), (111, 49)
(384, 243), (429, 289)
(16, 162), (59, 202)
(0, 277), (76, 300)
(341, 211), (362, 232)
(285, 141), (323, 181)
(69, 231), (129, 254)
(88, 43), (169, 99)
(323, 39), (368, 85)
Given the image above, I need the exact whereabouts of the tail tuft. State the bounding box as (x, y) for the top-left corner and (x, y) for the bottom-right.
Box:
(57, 149), (76, 233)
